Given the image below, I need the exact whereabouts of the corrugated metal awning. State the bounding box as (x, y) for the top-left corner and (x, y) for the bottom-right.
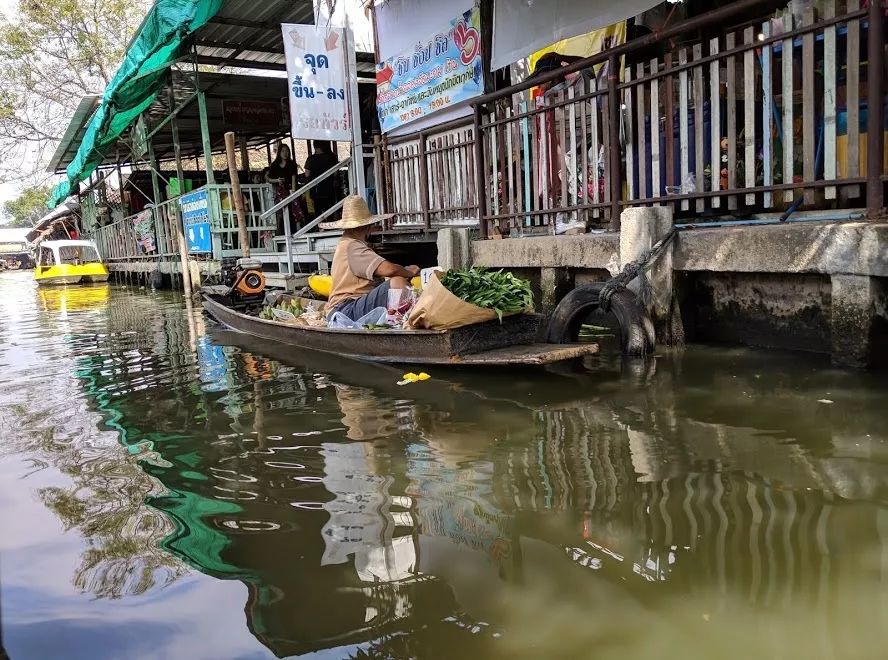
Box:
(193, 0), (375, 72)
(194, 0), (315, 70)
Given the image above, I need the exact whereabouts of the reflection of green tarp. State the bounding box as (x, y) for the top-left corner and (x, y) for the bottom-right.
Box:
(148, 488), (250, 579)
(49, 0), (223, 207)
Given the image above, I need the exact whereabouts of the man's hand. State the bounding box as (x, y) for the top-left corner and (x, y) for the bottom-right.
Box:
(405, 265), (420, 276)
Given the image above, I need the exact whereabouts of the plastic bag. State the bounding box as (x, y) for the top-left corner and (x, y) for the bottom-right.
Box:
(386, 288), (416, 325)
(328, 306), (387, 329)
(271, 308), (297, 322)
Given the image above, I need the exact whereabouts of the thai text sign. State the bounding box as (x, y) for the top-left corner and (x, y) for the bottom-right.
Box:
(179, 190), (212, 254)
(376, 7), (483, 133)
(222, 99), (284, 129)
(282, 24), (350, 141)
(132, 210), (156, 254)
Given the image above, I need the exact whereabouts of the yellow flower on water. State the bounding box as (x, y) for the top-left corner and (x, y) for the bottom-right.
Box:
(397, 372), (431, 386)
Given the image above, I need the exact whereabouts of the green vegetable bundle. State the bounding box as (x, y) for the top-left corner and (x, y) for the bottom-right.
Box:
(440, 268), (533, 321)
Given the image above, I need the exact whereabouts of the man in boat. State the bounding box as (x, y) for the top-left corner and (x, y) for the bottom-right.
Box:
(321, 195), (419, 320)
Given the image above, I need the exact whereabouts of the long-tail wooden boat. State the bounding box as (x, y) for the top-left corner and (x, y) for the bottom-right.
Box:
(200, 292), (598, 367)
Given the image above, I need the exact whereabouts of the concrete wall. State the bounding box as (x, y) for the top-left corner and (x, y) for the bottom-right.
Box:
(679, 272), (832, 353)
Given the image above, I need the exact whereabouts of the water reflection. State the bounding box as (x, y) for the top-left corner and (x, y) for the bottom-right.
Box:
(2, 271), (888, 659)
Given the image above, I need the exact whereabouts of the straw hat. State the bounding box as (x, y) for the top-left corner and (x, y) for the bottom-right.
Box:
(320, 195), (393, 230)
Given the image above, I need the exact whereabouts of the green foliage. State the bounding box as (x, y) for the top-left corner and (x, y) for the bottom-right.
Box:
(2, 183), (51, 226)
(0, 0), (149, 181)
(441, 268), (534, 321)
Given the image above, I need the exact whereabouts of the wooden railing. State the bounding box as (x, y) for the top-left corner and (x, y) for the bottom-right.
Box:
(376, 0), (886, 237)
(377, 119), (478, 229)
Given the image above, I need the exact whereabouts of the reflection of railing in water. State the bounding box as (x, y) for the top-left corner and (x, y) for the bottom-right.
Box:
(490, 406), (888, 605)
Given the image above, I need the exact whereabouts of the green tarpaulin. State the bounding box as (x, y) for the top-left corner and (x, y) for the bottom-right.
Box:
(49, 0), (223, 208)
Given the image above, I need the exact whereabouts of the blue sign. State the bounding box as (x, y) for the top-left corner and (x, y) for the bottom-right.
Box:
(376, 7), (483, 133)
(186, 221), (212, 254)
(180, 189), (208, 223)
(180, 190), (211, 254)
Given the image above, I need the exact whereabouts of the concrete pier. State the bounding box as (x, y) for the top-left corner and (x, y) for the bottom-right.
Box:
(472, 219), (888, 368)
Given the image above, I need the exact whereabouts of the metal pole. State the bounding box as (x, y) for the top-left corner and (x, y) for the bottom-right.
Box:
(607, 54), (623, 231)
(197, 91), (216, 184)
(373, 132), (385, 213)
(663, 52), (675, 192)
(344, 25), (366, 196)
(170, 111), (194, 297)
(224, 131), (251, 257)
(473, 104), (489, 238)
(146, 138), (164, 256)
(865, 1), (885, 218)
(418, 135), (431, 232)
(283, 205), (294, 276)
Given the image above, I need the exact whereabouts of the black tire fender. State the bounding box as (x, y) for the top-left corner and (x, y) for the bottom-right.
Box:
(545, 283), (655, 357)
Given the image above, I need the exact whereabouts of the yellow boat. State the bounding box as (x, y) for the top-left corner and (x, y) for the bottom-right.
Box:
(34, 240), (110, 286)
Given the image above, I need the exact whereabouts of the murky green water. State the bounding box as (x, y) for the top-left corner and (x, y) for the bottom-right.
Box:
(1, 270), (888, 659)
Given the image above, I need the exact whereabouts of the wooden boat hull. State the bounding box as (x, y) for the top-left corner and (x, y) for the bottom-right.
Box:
(201, 294), (598, 366)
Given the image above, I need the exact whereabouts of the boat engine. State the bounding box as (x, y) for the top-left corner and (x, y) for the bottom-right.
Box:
(221, 257), (266, 303)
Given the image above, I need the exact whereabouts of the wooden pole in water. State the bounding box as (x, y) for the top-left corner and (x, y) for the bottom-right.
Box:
(225, 131), (251, 257)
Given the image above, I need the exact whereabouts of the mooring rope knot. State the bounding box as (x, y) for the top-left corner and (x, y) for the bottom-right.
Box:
(598, 227), (679, 312)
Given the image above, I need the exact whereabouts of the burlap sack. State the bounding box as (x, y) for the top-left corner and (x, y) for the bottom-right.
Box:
(406, 271), (497, 330)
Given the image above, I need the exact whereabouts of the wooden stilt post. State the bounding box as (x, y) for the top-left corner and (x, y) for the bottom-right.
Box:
(225, 131), (251, 257)
(239, 133), (251, 176)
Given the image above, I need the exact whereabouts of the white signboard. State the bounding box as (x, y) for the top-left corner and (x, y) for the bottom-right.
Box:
(282, 23), (351, 141)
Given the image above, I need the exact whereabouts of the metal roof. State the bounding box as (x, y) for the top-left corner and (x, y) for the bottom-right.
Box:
(40, 239), (98, 249)
(47, 95), (101, 173)
(26, 200), (81, 243)
(0, 228), (30, 245)
(192, 0), (375, 73)
(193, 0), (315, 70)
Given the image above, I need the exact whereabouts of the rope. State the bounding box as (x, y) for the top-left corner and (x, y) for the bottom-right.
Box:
(599, 226), (679, 311)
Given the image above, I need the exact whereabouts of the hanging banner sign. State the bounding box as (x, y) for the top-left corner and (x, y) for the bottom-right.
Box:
(180, 189), (212, 254)
(132, 210), (156, 254)
(376, 7), (483, 133)
(282, 23), (351, 141)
